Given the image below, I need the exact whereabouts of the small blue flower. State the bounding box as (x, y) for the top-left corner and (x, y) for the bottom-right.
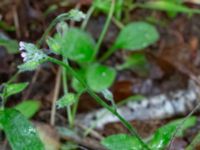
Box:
(18, 42), (48, 72)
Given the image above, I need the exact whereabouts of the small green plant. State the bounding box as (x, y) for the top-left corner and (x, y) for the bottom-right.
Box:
(18, 3), (159, 129)
(0, 82), (43, 150)
(48, 2), (158, 131)
(16, 6), (159, 148)
(101, 117), (197, 150)
(4, 0), (198, 149)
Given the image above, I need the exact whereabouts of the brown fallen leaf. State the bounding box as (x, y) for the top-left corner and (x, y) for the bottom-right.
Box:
(34, 122), (60, 150)
(184, 0), (200, 4)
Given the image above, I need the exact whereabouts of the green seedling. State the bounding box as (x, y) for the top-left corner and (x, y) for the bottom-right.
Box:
(0, 82), (43, 150)
(0, 0), (198, 149)
(102, 117), (197, 150)
(15, 5), (160, 148)
(14, 1), (197, 148)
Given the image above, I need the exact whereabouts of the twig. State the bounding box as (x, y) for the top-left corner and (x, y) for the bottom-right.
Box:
(61, 134), (105, 150)
(76, 123), (104, 140)
(111, 17), (124, 29)
(50, 68), (61, 126)
(12, 5), (21, 38)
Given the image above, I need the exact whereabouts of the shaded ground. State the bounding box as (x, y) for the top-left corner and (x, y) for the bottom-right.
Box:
(0, 0), (200, 149)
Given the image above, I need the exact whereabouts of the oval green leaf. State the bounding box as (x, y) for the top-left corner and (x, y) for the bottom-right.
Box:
(101, 134), (143, 150)
(86, 64), (116, 92)
(4, 82), (28, 99)
(15, 100), (40, 118)
(148, 116), (197, 150)
(0, 109), (44, 150)
(62, 28), (96, 63)
(114, 22), (159, 51)
(56, 93), (76, 109)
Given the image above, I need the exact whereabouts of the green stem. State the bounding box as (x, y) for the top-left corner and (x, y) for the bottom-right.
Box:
(81, 5), (95, 30)
(62, 59), (73, 128)
(94, 0), (115, 56)
(71, 91), (82, 125)
(37, 13), (70, 47)
(112, 17), (124, 29)
(7, 71), (20, 84)
(48, 57), (150, 150)
(99, 46), (116, 62)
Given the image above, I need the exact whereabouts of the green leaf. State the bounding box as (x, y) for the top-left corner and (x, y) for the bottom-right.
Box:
(142, 1), (200, 14)
(148, 117), (197, 150)
(18, 61), (41, 72)
(186, 132), (200, 150)
(4, 82), (28, 99)
(114, 22), (159, 51)
(86, 63), (116, 92)
(15, 100), (40, 118)
(46, 35), (62, 55)
(0, 109), (44, 150)
(117, 53), (149, 76)
(101, 134), (144, 150)
(62, 28), (96, 63)
(56, 93), (76, 109)
(47, 22), (68, 55)
(93, 0), (123, 18)
(0, 38), (19, 54)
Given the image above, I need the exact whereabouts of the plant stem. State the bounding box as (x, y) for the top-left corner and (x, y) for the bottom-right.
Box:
(94, 0), (115, 56)
(48, 57), (150, 150)
(37, 13), (70, 47)
(62, 59), (73, 128)
(81, 5), (95, 30)
(99, 46), (116, 62)
(71, 91), (82, 126)
(6, 71), (20, 84)
(112, 17), (124, 29)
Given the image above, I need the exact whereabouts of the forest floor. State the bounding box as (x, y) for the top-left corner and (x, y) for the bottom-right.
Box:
(1, 0), (200, 150)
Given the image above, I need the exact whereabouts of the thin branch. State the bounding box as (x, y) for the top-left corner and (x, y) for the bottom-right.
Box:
(50, 68), (61, 126)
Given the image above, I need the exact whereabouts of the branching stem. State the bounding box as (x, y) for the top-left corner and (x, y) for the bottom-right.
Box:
(48, 56), (150, 150)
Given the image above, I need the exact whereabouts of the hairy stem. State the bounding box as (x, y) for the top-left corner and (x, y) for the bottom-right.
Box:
(37, 13), (70, 47)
